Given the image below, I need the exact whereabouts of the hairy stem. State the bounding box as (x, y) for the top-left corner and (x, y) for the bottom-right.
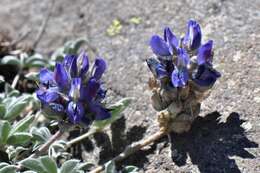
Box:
(11, 73), (20, 89)
(66, 129), (97, 148)
(29, 130), (64, 158)
(90, 129), (167, 173)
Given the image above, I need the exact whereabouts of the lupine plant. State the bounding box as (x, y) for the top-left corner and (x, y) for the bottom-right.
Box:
(147, 19), (221, 133)
(0, 39), (132, 173)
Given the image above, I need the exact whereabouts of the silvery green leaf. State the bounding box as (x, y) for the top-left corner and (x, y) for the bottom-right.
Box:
(7, 90), (20, 97)
(0, 104), (6, 119)
(9, 146), (28, 160)
(64, 39), (86, 55)
(26, 60), (48, 68)
(78, 162), (95, 171)
(51, 47), (65, 61)
(4, 95), (32, 120)
(25, 72), (39, 82)
(0, 75), (4, 83)
(122, 166), (139, 173)
(4, 83), (20, 97)
(40, 156), (58, 173)
(0, 120), (11, 145)
(10, 114), (34, 135)
(24, 53), (46, 66)
(20, 158), (46, 173)
(51, 140), (66, 150)
(60, 159), (81, 173)
(0, 163), (9, 169)
(93, 98), (132, 130)
(0, 165), (16, 173)
(7, 132), (32, 145)
(31, 127), (51, 142)
(105, 160), (116, 173)
(2, 98), (13, 107)
(1, 56), (21, 67)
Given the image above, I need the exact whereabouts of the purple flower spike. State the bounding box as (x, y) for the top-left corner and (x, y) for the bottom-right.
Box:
(92, 58), (107, 80)
(37, 51), (112, 125)
(67, 101), (85, 124)
(164, 27), (179, 53)
(77, 52), (89, 77)
(197, 40), (213, 65)
(150, 35), (173, 57)
(69, 78), (82, 101)
(171, 67), (189, 87)
(193, 64), (221, 86)
(183, 20), (202, 50)
(54, 63), (69, 89)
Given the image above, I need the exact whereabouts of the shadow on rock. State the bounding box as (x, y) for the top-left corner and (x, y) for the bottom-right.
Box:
(170, 111), (258, 173)
(96, 115), (149, 167)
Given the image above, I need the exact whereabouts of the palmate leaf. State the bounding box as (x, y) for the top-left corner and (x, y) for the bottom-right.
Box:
(93, 98), (132, 131)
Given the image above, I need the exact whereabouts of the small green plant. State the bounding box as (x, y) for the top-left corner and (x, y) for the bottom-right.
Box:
(107, 19), (122, 36)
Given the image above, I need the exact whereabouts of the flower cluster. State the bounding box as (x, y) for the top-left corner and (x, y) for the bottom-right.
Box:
(36, 52), (110, 125)
(146, 20), (221, 133)
(147, 19), (221, 89)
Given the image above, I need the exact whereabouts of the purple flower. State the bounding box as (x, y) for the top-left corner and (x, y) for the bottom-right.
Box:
(39, 68), (55, 87)
(36, 88), (59, 104)
(183, 20), (202, 50)
(197, 40), (213, 65)
(77, 52), (89, 77)
(92, 58), (107, 80)
(67, 101), (85, 124)
(54, 63), (69, 90)
(171, 67), (189, 87)
(177, 48), (190, 67)
(192, 64), (221, 86)
(69, 78), (82, 101)
(37, 52), (110, 125)
(146, 58), (168, 79)
(150, 27), (178, 57)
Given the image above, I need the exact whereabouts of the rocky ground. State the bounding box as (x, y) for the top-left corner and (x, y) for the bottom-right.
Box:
(0, 0), (259, 172)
